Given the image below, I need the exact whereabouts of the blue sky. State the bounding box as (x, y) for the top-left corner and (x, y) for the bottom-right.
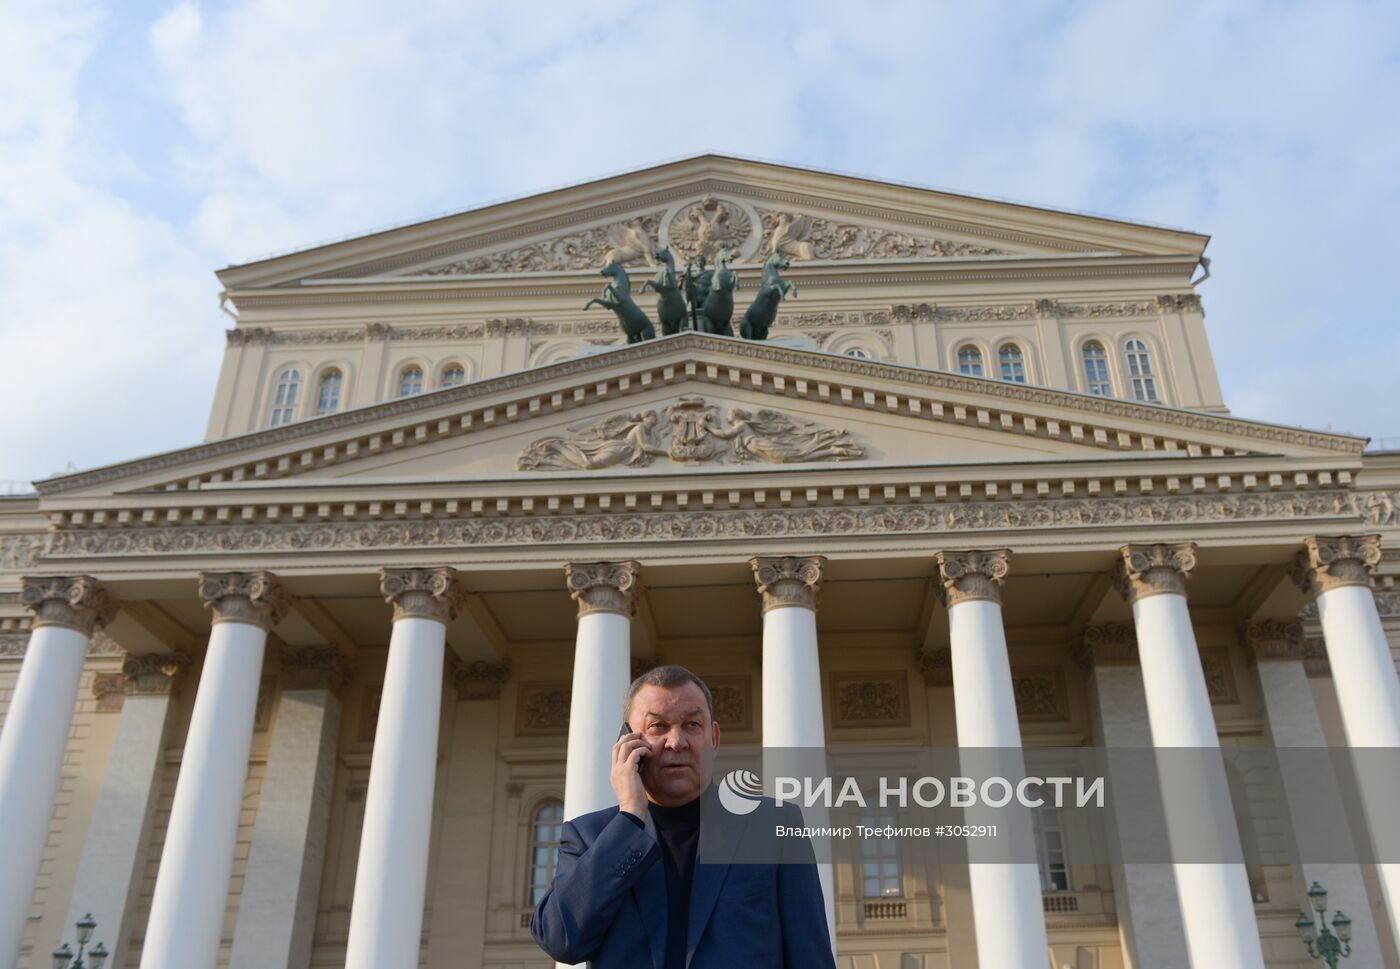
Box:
(3, 0), (1398, 485)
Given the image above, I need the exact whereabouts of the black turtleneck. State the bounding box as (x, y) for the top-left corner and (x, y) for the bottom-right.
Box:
(649, 796), (701, 969)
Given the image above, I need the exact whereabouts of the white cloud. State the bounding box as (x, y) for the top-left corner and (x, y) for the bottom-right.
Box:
(1, 0), (1397, 483)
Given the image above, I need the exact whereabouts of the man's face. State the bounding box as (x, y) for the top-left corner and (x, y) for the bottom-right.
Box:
(627, 682), (721, 807)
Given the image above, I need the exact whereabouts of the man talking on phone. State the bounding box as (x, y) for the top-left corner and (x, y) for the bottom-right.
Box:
(531, 664), (836, 968)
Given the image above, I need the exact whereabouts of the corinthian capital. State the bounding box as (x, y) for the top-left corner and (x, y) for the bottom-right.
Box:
(749, 556), (825, 614)
(198, 571), (289, 631)
(21, 575), (118, 635)
(1291, 535), (1381, 597)
(565, 561), (641, 618)
(935, 549), (1010, 607)
(1114, 543), (1197, 603)
(380, 567), (465, 623)
(122, 652), (190, 694)
(1240, 619), (1305, 663)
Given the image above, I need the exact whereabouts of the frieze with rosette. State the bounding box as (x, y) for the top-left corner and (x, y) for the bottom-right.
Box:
(36, 488), (1378, 560)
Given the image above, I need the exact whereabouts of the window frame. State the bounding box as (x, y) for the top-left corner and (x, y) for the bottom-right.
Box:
(997, 341), (1028, 383)
(397, 364), (425, 398)
(314, 366), (344, 416)
(1079, 339), (1113, 397)
(439, 361), (467, 389)
(857, 802), (904, 899)
(955, 343), (985, 377)
(1032, 804), (1070, 892)
(525, 797), (565, 907)
(1122, 337), (1160, 403)
(267, 366), (304, 427)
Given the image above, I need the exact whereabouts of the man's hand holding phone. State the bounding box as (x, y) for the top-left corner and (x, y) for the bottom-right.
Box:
(611, 722), (649, 818)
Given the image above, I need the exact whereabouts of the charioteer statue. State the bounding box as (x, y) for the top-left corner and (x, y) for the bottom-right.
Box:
(585, 241), (796, 344)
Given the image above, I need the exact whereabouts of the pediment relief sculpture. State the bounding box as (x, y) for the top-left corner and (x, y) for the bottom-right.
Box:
(516, 395), (866, 470)
(664, 195), (755, 259)
(413, 212), (663, 275)
(757, 207), (1011, 261)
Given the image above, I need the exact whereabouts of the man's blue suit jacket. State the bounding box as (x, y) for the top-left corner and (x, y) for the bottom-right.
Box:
(531, 794), (835, 969)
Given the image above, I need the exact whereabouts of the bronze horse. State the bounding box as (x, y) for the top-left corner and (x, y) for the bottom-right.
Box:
(740, 251), (796, 340)
(701, 247), (738, 336)
(641, 247), (687, 336)
(584, 261), (656, 343)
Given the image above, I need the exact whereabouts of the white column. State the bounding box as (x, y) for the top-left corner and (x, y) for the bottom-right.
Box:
(0, 576), (116, 968)
(1243, 618), (1388, 966)
(935, 550), (1049, 969)
(344, 568), (462, 969)
(424, 661), (509, 969)
(1295, 535), (1400, 952)
(751, 556), (836, 954)
(65, 653), (187, 969)
(140, 572), (287, 969)
(1116, 544), (1266, 969)
(1080, 624), (1189, 969)
(561, 562), (638, 822)
(229, 647), (348, 969)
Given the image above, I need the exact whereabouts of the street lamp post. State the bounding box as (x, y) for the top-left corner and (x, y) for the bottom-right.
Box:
(52, 913), (108, 969)
(1295, 882), (1353, 969)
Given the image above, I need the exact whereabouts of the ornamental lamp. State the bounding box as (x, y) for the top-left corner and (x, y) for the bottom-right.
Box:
(53, 914), (107, 969)
(1295, 911), (1316, 945)
(1333, 911), (1352, 944)
(1309, 881), (1329, 913)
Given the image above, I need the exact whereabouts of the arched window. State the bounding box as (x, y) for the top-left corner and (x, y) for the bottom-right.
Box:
(998, 344), (1027, 383)
(957, 345), (984, 377)
(315, 368), (343, 415)
(398, 365), (424, 398)
(859, 802), (902, 897)
(267, 368), (302, 427)
(844, 347), (871, 359)
(1033, 805), (1070, 892)
(440, 363), (466, 388)
(1123, 339), (1159, 402)
(527, 799), (565, 906)
(1081, 341), (1112, 396)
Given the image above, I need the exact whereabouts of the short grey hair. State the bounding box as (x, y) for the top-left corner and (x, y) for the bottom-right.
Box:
(623, 665), (715, 724)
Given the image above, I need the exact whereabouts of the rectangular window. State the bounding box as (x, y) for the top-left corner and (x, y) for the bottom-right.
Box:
(859, 810), (903, 897)
(1033, 805), (1070, 892)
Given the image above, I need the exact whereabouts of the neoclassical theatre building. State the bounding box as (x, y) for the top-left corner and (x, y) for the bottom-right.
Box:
(1, 156), (1398, 969)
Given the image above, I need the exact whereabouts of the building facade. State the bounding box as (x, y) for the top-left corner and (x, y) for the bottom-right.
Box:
(1, 155), (1398, 969)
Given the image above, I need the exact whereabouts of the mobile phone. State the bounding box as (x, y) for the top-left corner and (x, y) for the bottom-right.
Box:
(619, 722), (647, 769)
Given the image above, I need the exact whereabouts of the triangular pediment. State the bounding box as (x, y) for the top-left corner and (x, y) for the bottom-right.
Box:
(216, 155), (1209, 290)
(38, 335), (1361, 504)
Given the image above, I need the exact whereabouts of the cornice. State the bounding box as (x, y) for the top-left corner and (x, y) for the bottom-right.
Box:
(224, 158), (1202, 287)
(35, 335), (1365, 498)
